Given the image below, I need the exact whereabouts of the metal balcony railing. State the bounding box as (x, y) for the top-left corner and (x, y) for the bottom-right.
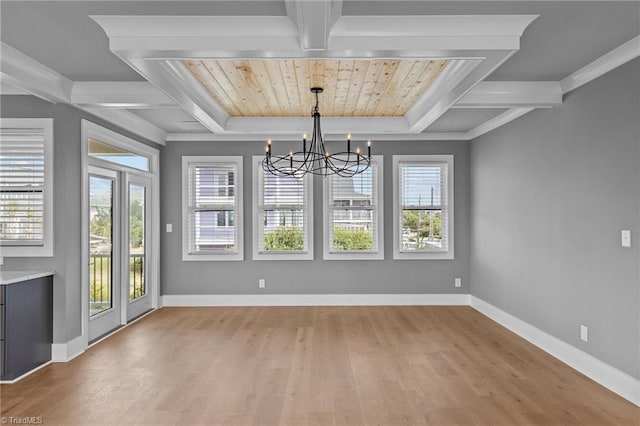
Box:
(89, 253), (145, 313)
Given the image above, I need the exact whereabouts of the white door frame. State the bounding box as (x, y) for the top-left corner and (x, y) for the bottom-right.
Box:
(81, 120), (160, 347)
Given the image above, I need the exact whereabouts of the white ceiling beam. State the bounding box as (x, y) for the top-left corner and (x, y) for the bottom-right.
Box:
(561, 35), (640, 94)
(0, 42), (72, 103)
(0, 83), (28, 95)
(91, 16), (301, 58)
(91, 15), (537, 58)
(466, 108), (535, 140)
(456, 81), (562, 108)
(116, 59), (228, 134)
(71, 82), (176, 109)
(91, 14), (538, 137)
(285, 0), (343, 51)
(329, 15), (538, 51)
(77, 107), (167, 145)
(0, 42), (167, 144)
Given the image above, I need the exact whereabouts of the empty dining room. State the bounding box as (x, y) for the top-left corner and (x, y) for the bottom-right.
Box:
(0, 1), (639, 424)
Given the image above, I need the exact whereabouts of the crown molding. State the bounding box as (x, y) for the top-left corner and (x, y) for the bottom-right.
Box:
(0, 42), (72, 103)
(165, 131), (470, 142)
(561, 35), (640, 94)
(225, 116), (411, 135)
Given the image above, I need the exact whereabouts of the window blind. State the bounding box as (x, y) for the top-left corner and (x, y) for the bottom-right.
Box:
(0, 128), (46, 245)
(399, 161), (448, 252)
(328, 163), (378, 252)
(258, 171), (308, 253)
(187, 163), (238, 254)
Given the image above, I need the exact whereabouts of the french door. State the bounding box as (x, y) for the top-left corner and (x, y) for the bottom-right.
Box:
(88, 166), (152, 341)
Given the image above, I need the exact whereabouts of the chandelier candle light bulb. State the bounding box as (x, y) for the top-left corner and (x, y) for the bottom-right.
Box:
(261, 87), (372, 178)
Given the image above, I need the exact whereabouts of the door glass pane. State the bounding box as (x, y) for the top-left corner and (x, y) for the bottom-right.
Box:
(89, 176), (113, 316)
(129, 184), (146, 301)
(88, 139), (150, 171)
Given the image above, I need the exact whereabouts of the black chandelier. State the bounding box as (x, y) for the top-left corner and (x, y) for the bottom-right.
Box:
(262, 87), (371, 178)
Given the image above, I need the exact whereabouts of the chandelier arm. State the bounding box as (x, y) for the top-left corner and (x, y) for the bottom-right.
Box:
(262, 86), (371, 178)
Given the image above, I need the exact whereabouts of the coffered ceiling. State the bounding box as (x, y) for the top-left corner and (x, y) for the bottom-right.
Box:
(0, 1), (638, 145)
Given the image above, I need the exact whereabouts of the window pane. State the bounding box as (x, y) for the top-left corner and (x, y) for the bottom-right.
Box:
(401, 209), (442, 251)
(0, 128), (45, 244)
(89, 139), (150, 171)
(259, 171), (307, 253)
(187, 161), (240, 256)
(194, 210), (236, 252)
(328, 164), (378, 253)
(401, 165), (442, 207)
(263, 209), (305, 251)
(89, 176), (113, 315)
(129, 184), (146, 301)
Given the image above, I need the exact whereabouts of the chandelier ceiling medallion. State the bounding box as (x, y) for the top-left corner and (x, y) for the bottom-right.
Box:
(262, 87), (371, 178)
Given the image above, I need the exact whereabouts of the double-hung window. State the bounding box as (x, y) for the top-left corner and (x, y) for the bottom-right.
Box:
(0, 118), (54, 257)
(253, 156), (313, 260)
(323, 156), (383, 260)
(182, 156), (243, 261)
(393, 155), (453, 259)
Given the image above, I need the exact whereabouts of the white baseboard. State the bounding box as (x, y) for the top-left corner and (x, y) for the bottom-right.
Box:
(51, 334), (86, 362)
(161, 293), (470, 307)
(470, 295), (640, 407)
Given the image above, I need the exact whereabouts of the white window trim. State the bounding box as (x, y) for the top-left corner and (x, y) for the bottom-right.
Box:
(392, 154), (454, 260)
(323, 155), (384, 260)
(182, 156), (244, 261)
(252, 156), (313, 261)
(0, 118), (54, 257)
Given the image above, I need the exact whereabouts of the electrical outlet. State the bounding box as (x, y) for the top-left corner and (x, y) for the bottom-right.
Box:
(454, 278), (462, 288)
(580, 325), (588, 342)
(621, 230), (631, 247)
(259, 278), (265, 289)
(166, 223), (173, 233)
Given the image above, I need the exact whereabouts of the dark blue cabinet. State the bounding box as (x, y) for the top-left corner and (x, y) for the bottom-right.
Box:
(0, 275), (53, 381)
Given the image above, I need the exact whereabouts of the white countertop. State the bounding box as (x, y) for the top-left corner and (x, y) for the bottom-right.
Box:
(0, 270), (55, 285)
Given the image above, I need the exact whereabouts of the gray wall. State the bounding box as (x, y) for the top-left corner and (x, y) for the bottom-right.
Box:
(161, 140), (470, 295)
(470, 59), (640, 378)
(1, 95), (157, 343)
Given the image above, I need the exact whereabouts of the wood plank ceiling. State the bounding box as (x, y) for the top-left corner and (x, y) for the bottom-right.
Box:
(183, 59), (450, 117)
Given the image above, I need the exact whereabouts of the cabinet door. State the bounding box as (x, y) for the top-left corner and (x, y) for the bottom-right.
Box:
(2, 277), (52, 380)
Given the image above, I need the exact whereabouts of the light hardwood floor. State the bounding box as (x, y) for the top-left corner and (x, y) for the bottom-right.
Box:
(1, 306), (638, 425)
